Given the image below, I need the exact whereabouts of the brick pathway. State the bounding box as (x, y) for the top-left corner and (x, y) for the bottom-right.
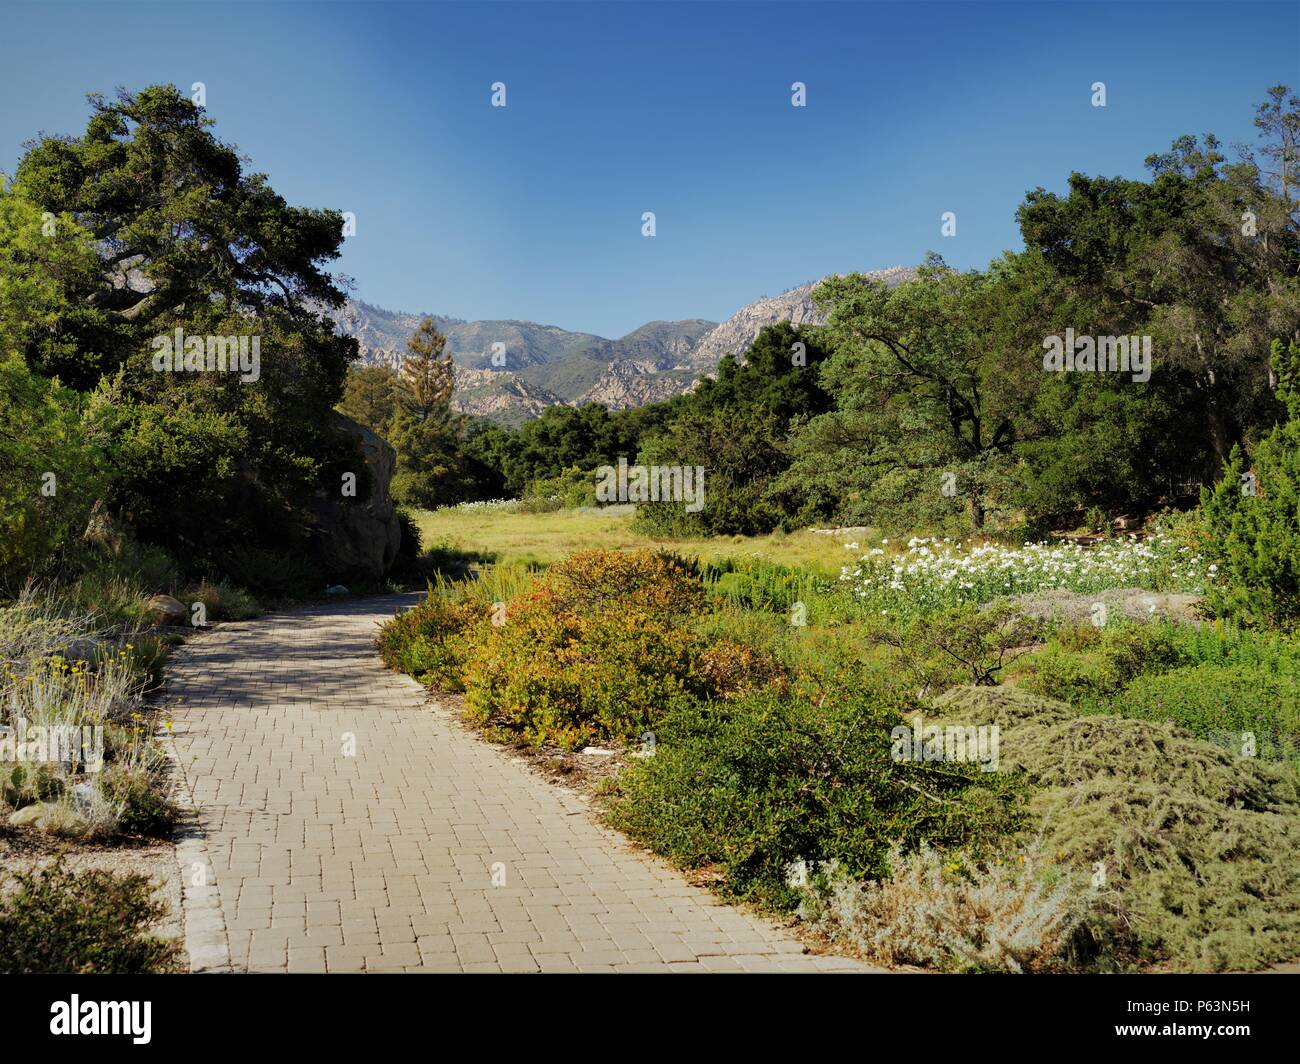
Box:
(166, 595), (873, 972)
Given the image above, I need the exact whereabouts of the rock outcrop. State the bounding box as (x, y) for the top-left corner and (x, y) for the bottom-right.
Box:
(681, 267), (917, 373)
(451, 369), (561, 427)
(574, 361), (695, 409)
(147, 594), (187, 626)
(306, 413), (401, 580)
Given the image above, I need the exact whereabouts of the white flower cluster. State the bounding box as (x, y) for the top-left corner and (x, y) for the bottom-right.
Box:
(440, 498), (520, 513)
(840, 533), (1208, 610)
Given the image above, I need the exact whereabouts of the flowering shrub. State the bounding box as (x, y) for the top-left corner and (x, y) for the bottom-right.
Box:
(0, 590), (176, 839)
(696, 640), (789, 699)
(840, 534), (1211, 618)
(439, 498), (519, 513)
(544, 549), (706, 619)
(454, 550), (713, 749)
(463, 587), (710, 750)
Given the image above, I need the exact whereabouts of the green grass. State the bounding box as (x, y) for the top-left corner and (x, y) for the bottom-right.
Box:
(412, 504), (868, 574)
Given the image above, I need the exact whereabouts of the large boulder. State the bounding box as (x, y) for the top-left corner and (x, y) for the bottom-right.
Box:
(147, 594), (187, 625)
(305, 413), (402, 581)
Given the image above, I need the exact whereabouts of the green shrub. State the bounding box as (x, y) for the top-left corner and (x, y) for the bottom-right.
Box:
(395, 508), (423, 571)
(1, 763), (64, 808)
(699, 559), (831, 616)
(608, 685), (1023, 909)
(0, 354), (106, 594)
(440, 562), (537, 607)
(72, 574), (154, 628)
(1165, 617), (1300, 673)
(1015, 622), (1185, 707)
(98, 763), (179, 836)
(124, 634), (169, 692)
(376, 594), (490, 691)
(1198, 339), (1300, 627)
(213, 582), (261, 621)
(868, 602), (1043, 695)
(183, 580), (222, 623)
(215, 546), (320, 599)
(518, 465), (598, 513)
(1111, 664), (1300, 767)
(0, 860), (181, 973)
(180, 580), (260, 623)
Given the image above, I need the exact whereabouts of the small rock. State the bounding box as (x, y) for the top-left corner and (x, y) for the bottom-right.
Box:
(71, 782), (99, 811)
(62, 637), (100, 664)
(7, 803), (54, 827)
(580, 746), (617, 757)
(325, 585), (350, 596)
(147, 594), (187, 625)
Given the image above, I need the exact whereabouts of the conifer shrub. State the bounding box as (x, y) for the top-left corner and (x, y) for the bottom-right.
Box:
(930, 685), (1300, 971)
(1199, 339), (1300, 628)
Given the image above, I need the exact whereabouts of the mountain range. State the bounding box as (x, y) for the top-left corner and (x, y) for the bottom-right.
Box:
(325, 266), (915, 426)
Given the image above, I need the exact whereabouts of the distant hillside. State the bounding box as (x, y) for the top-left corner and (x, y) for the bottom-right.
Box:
(683, 267), (916, 372)
(453, 368), (561, 428)
(324, 301), (606, 371)
(326, 268), (915, 424)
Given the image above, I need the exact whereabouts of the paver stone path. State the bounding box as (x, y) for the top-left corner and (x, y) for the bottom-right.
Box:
(166, 594), (874, 972)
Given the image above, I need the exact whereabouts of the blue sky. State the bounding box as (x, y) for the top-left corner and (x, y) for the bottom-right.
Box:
(1, 1), (1296, 336)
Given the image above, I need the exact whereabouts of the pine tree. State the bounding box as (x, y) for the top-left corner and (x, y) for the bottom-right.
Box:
(385, 318), (468, 508)
(399, 317), (454, 423)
